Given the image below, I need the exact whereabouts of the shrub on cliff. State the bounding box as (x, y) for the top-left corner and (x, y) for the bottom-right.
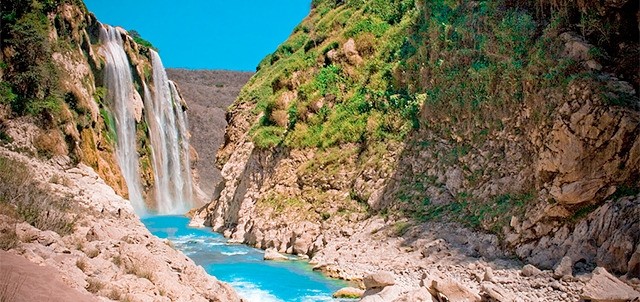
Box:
(0, 156), (76, 236)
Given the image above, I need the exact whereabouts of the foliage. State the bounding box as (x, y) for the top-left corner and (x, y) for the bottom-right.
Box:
(412, 192), (533, 233)
(0, 156), (76, 236)
(1, 1), (63, 117)
(128, 29), (158, 51)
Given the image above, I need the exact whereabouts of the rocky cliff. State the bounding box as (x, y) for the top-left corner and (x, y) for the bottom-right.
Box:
(193, 0), (639, 299)
(166, 69), (253, 195)
(0, 1), (240, 301)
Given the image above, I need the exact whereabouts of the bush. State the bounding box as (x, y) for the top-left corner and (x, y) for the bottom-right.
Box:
(0, 156), (76, 236)
(251, 126), (286, 148)
(128, 30), (157, 51)
(3, 9), (62, 117)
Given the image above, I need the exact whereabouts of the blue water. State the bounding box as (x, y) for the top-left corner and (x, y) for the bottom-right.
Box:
(141, 215), (351, 302)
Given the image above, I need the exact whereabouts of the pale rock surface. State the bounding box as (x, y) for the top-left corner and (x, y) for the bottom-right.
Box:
(425, 273), (481, 302)
(343, 38), (363, 65)
(554, 256), (573, 279)
(391, 287), (433, 302)
(364, 272), (396, 289)
(333, 287), (365, 298)
(0, 148), (241, 302)
(521, 264), (542, 277)
(263, 248), (288, 261)
(581, 267), (640, 302)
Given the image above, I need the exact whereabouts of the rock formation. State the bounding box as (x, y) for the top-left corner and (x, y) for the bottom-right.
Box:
(0, 148), (240, 301)
(190, 0), (640, 300)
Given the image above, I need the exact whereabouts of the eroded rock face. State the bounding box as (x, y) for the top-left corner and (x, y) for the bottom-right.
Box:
(536, 95), (639, 205)
(0, 148), (240, 302)
(511, 194), (640, 276)
(581, 267), (640, 302)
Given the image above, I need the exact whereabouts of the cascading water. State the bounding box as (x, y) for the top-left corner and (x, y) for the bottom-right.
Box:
(144, 50), (194, 214)
(99, 24), (194, 215)
(99, 25), (147, 214)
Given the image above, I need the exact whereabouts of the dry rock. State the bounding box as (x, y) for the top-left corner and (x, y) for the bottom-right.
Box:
(392, 287), (434, 302)
(363, 271), (396, 289)
(522, 264), (543, 277)
(264, 248), (288, 261)
(333, 287), (365, 298)
(481, 283), (517, 302)
(581, 267), (640, 302)
(426, 274), (481, 302)
(554, 256), (573, 279)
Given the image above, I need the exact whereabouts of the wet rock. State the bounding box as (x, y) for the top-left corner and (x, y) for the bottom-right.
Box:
(581, 267), (640, 302)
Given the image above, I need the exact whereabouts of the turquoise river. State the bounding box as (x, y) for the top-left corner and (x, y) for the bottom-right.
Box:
(142, 215), (352, 302)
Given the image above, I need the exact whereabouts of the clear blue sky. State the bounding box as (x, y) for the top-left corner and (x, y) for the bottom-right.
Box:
(85, 1), (311, 71)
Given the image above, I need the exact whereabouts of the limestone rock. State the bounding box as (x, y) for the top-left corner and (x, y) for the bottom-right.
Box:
(263, 248), (288, 261)
(392, 287), (434, 302)
(521, 264), (542, 277)
(333, 287), (364, 298)
(481, 283), (517, 302)
(343, 38), (363, 65)
(484, 267), (495, 282)
(361, 285), (402, 302)
(554, 256), (573, 279)
(426, 274), (481, 302)
(581, 267), (640, 302)
(363, 271), (396, 289)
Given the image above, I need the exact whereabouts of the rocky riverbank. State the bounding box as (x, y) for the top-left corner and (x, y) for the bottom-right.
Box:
(0, 147), (241, 302)
(308, 211), (640, 301)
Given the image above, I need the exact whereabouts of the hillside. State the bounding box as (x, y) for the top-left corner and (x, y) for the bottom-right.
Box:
(167, 69), (253, 195)
(193, 0), (640, 299)
(0, 1), (239, 300)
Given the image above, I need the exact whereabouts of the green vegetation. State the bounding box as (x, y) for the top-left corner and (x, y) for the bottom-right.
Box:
(0, 0), (66, 117)
(413, 192), (534, 233)
(128, 29), (158, 51)
(234, 0), (639, 238)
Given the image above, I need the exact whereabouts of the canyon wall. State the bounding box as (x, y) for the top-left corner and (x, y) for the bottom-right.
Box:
(193, 0), (640, 280)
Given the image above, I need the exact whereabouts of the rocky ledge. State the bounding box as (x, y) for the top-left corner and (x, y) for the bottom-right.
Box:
(311, 214), (640, 301)
(0, 147), (240, 302)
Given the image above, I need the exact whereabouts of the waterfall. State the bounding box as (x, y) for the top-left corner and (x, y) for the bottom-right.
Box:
(99, 24), (194, 215)
(99, 25), (147, 214)
(144, 50), (194, 214)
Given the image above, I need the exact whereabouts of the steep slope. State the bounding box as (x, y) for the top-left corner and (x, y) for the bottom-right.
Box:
(0, 1), (240, 300)
(167, 69), (253, 195)
(193, 0), (640, 298)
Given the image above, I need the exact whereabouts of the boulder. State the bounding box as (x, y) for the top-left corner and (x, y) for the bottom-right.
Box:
(425, 273), (481, 302)
(343, 38), (363, 65)
(483, 267), (495, 282)
(481, 283), (516, 302)
(553, 256), (573, 279)
(333, 287), (364, 299)
(392, 287), (434, 302)
(580, 267), (640, 302)
(361, 285), (402, 302)
(521, 264), (542, 277)
(363, 271), (396, 289)
(263, 248), (288, 261)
